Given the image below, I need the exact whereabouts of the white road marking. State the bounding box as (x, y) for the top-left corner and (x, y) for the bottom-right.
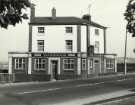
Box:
(17, 88), (61, 95)
(76, 84), (90, 87)
(16, 78), (134, 95)
(94, 82), (105, 85)
(116, 78), (134, 82)
(76, 82), (105, 87)
(117, 79), (126, 82)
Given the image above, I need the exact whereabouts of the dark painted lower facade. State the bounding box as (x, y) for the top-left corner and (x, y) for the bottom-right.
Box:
(8, 52), (117, 82)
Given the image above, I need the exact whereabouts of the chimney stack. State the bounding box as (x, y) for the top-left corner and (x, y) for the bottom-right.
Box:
(30, 3), (35, 22)
(52, 7), (56, 19)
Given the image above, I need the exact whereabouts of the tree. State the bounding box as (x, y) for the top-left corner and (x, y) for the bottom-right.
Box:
(124, 0), (135, 37)
(0, 0), (30, 28)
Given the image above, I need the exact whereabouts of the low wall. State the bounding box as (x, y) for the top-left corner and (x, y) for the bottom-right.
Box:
(0, 73), (14, 83)
(117, 63), (135, 72)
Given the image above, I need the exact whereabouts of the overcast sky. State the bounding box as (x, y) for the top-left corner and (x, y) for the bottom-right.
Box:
(0, 0), (134, 62)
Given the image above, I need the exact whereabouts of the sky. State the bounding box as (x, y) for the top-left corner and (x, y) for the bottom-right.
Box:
(0, 0), (134, 62)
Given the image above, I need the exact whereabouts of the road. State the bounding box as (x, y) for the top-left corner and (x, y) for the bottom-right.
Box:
(0, 75), (135, 105)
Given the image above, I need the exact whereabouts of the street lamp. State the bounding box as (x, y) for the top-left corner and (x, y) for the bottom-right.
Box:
(124, 28), (128, 75)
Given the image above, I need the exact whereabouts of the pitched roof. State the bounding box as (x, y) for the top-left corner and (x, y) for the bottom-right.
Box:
(29, 17), (106, 29)
(90, 21), (107, 29)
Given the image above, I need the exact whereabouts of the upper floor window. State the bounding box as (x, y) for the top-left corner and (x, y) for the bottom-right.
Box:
(95, 41), (99, 53)
(66, 27), (73, 33)
(34, 58), (46, 70)
(95, 29), (99, 35)
(38, 27), (45, 33)
(37, 40), (44, 51)
(66, 40), (73, 51)
(15, 58), (26, 70)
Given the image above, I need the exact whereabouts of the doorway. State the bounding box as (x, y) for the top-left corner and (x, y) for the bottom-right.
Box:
(94, 59), (100, 75)
(51, 60), (58, 80)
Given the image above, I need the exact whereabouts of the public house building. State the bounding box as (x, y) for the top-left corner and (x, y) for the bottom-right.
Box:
(8, 4), (117, 82)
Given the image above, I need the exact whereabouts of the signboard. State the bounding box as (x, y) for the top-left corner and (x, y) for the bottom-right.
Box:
(31, 53), (77, 57)
(81, 53), (87, 58)
(134, 49), (135, 53)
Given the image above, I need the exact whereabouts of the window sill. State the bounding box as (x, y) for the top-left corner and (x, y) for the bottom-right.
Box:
(37, 51), (45, 52)
(82, 69), (87, 71)
(65, 33), (73, 34)
(37, 34), (45, 36)
(65, 50), (73, 52)
(34, 69), (46, 71)
(14, 69), (25, 70)
(106, 68), (114, 69)
(64, 69), (74, 71)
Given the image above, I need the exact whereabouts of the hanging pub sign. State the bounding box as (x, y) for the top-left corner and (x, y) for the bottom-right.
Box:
(31, 53), (77, 57)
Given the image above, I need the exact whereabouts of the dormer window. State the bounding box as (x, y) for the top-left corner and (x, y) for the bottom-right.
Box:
(95, 29), (99, 35)
(66, 27), (73, 33)
(38, 27), (45, 33)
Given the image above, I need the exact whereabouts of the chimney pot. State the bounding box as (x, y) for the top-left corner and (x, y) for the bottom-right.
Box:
(52, 7), (56, 19)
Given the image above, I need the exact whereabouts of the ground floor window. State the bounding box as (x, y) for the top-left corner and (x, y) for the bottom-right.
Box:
(63, 59), (75, 70)
(106, 59), (114, 69)
(88, 59), (93, 74)
(34, 58), (47, 70)
(82, 59), (86, 70)
(14, 58), (26, 70)
(89, 59), (93, 69)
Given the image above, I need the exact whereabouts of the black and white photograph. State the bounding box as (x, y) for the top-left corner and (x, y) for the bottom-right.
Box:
(0, 0), (135, 105)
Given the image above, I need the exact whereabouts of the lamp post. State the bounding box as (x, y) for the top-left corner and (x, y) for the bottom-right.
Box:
(124, 28), (128, 75)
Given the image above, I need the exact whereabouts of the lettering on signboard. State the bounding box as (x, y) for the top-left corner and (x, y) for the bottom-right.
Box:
(32, 53), (77, 57)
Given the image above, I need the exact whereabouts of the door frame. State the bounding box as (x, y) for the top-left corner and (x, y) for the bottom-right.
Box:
(93, 58), (101, 74)
(48, 58), (60, 76)
(88, 58), (93, 74)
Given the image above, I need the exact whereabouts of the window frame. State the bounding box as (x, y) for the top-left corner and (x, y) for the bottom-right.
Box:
(65, 27), (73, 33)
(106, 59), (114, 69)
(82, 59), (86, 70)
(95, 41), (100, 53)
(89, 59), (93, 69)
(95, 28), (99, 35)
(88, 59), (93, 74)
(37, 40), (44, 51)
(14, 58), (26, 70)
(34, 58), (47, 71)
(66, 40), (73, 51)
(38, 27), (45, 33)
(63, 59), (75, 70)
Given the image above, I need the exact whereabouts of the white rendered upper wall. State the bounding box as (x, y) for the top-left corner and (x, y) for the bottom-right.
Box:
(90, 26), (104, 54)
(32, 25), (78, 53)
(31, 24), (105, 54)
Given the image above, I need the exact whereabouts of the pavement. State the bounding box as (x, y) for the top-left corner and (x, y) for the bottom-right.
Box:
(0, 72), (133, 87)
(0, 72), (131, 87)
(0, 72), (135, 105)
